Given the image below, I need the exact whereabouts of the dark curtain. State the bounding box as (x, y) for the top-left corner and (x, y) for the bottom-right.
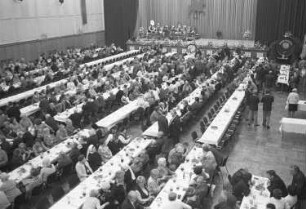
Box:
(255, 0), (306, 45)
(104, 0), (139, 49)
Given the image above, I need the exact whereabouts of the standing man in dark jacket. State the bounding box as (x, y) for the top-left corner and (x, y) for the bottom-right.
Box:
(261, 90), (274, 129)
(290, 165), (306, 209)
(248, 92), (260, 126)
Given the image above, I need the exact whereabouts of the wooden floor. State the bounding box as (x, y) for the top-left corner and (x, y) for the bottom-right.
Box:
(227, 90), (306, 185)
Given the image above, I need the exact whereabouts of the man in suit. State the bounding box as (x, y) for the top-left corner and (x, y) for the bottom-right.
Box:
(121, 191), (139, 209)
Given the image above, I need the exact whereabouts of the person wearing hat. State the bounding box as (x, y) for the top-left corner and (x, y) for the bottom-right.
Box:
(266, 170), (288, 197)
(261, 90), (274, 129)
(162, 192), (192, 209)
(286, 88), (299, 118)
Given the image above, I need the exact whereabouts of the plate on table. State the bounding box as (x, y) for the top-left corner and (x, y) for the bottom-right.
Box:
(211, 126), (218, 130)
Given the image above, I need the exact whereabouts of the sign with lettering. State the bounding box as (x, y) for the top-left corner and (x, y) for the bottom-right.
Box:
(277, 65), (290, 85)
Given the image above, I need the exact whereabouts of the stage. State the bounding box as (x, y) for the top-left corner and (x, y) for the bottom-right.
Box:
(126, 38), (268, 58)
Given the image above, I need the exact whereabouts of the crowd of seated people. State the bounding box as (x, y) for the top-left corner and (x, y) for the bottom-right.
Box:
(0, 48), (205, 172)
(0, 43), (123, 98)
(0, 45), (251, 209)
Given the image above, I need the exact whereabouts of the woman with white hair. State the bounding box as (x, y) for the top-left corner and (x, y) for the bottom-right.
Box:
(147, 169), (166, 196)
(286, 88), (299, 117)
(40, 157), (56, 183)
(0, 173), (22, 204)
(156, 157), (174, 181)
(82, 189), (109, 209)
(86, 144), (102, 171)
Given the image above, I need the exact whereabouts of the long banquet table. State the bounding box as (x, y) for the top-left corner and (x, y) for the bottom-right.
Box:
(298, 100), (306, 111)
(142, 68), (218, 138)
(240, 176), (270, 209)
(197, 81), (247, 146)
(95, 74), (182, 131)
(149, 145), (205, 208)
(280, 117), (306, 135)
(0, 79), (68, 108)
(0, 51), (140, 108)
(19, 52), (147, 117)
(79, 50), (140, 68)
(49, 137), (153, 209)
(6, 129), (93, 183)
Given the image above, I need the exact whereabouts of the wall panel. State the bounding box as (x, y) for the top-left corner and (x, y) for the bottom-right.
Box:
(0, 31), (105, 61)
(0, 0), (105, 45)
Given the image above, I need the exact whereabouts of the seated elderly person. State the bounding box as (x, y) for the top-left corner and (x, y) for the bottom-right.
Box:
(56, 123), (68, 142)
(0, 173), (22, 204)
(40, 158), (56, 183)
(156, 157), (174, 181)
(201, 144), (218, 178)
(168, 143), (187, 169)
(11, 143), (32, 169)
(147, 169), (166, 196)
(22, 167), (43, 199)
(186, 176), (210, 208)
(190, 166), (210, 185)
(82, 189), (109, 209)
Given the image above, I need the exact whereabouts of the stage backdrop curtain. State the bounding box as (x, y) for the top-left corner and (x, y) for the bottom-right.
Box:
(135, 0), (257, 40)
(255, 0), (306, 45)
(104, 0), (138, 48)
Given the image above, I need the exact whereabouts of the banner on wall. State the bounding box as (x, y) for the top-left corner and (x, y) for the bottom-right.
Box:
(277, 65), (290, 85)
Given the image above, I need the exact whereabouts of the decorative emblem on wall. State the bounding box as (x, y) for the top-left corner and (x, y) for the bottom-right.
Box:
(188, 0), (206, 19)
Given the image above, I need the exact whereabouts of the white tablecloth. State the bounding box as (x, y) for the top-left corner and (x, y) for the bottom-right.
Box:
(280, 117), (306, 134)
(7, 129), (92, 183)
(240, 176), (270, 209)
(50, 138), (153, 209)
(79, 50), (140, 68)
(19, 52), (147, 117)
(142, 70), (217, 138)
(298, 100), (306, 111)
(0, 79), (68, 107)
(150, 146), (204, 208)
(20, 103), (40, 117)
(197, 83), (246, 146)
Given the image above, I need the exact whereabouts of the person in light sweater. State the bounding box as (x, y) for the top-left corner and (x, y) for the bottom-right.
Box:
(286, 88), (299, 117)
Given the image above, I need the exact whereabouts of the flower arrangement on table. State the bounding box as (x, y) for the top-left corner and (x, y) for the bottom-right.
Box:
(243, 30), (252, 40)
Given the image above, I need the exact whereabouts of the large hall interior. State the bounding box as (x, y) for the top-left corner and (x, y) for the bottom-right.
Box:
(0, 0), (306, 209)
